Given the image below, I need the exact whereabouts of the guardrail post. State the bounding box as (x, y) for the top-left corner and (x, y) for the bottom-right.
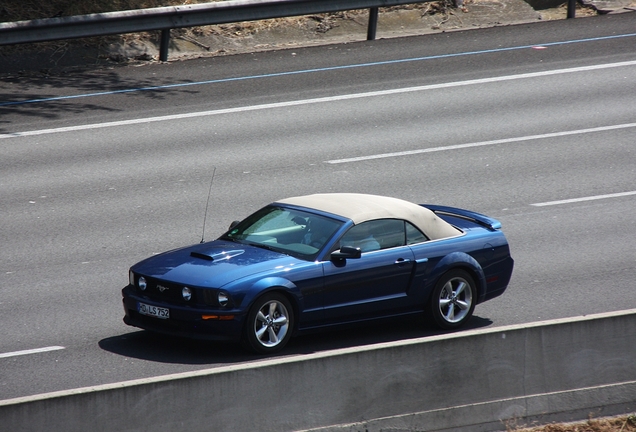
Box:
(367, 7), (379, 40)
(567, 0), (576, 18)
(160, 29), (171, 61)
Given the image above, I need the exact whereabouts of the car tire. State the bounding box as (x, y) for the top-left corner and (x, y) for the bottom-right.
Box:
(243, 292), (294, 354)
(428, 269), (476, 330)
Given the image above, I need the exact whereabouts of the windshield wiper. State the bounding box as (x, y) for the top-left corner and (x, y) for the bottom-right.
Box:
(244, 241), (287, 255)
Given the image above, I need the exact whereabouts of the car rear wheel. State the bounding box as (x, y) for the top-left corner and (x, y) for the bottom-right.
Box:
(243, 292), (294, 354)
(429, 269), (476, 330)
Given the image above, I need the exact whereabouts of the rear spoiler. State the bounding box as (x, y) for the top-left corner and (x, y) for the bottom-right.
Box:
(421, 204), (502, 231)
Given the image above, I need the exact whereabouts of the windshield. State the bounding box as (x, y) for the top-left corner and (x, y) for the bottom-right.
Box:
(221, 206), (344, 260)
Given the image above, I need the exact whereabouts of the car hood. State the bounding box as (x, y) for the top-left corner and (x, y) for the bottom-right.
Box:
(131, 240), (304, 288)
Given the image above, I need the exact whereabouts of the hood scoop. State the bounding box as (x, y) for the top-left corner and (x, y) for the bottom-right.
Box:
(190, 249), (245, 262)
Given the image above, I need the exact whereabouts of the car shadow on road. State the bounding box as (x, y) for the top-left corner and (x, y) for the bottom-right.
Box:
(98, 314), (493, 365)
(98, 330), (252, 365)
(0, 68), (200, 135)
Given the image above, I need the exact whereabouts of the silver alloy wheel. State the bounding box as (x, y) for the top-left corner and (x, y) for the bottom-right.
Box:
(437, 275), (473, 324)
(253, 299), (290, 348)
(428, 268), (477, 330)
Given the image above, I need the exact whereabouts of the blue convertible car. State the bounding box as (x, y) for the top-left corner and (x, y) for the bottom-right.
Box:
(122, 193), (513, 353)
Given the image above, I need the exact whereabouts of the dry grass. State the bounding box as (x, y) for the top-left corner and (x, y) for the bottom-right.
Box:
(0, 0), (213, 21)
(0, 0), (432, 22)
(537, 1), (598, 19)
(508, 414), (636, 432)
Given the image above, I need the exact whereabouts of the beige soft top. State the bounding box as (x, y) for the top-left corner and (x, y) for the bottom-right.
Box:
(276, 193), (461, 240)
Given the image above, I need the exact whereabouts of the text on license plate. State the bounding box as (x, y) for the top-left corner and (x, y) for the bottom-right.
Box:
(138, 302), (170, 319)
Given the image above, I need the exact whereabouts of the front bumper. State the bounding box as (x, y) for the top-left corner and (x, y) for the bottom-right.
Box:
(122, 286), (244, 341)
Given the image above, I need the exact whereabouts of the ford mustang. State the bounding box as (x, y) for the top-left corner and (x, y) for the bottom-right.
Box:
(122, 193), (514, 353)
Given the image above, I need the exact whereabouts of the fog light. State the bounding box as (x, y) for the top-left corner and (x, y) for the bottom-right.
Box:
(182, 287), (192, 301)
(218, 291), (229, 307)
(139, 277), (147, 291)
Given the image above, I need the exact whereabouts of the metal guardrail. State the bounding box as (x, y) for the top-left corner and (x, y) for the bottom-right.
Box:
(0, 0), (435, 61)
(0, 0), (578, 62)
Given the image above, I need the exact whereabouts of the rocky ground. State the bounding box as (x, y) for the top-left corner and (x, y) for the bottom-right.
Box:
(509, 414), (636, 431)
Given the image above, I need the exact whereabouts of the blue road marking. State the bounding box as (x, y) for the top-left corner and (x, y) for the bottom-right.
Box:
(2, 32), (635, 108)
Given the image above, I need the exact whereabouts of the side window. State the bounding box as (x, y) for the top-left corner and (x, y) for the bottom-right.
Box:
(340, 220), (406, 252)
(406, 221), (428, 245)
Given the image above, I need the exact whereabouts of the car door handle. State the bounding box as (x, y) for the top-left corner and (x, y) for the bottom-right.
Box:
(394, 258), (412, 265)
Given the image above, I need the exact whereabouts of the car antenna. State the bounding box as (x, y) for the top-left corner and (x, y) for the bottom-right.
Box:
(200, 167), (216, 243)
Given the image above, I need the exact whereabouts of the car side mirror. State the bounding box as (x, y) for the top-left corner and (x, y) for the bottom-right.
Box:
(228, 220), (241, 230)
(331, 246), (362, 261)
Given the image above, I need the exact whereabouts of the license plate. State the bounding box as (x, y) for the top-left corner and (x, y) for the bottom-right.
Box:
(138, 302), (170, 319)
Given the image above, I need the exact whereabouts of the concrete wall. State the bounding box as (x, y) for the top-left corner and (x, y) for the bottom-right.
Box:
(2, 309), (635, 432)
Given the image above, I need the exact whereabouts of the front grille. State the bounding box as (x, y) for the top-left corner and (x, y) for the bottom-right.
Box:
(131, 274), (224, 306)
(201, 289), (219, 306)
(136, 277), (195, 304)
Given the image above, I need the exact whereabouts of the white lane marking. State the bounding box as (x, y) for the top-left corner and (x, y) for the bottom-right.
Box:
(531, 191), (636, 207)
(4, 33), (636, 108)
(2, 60), (636, 140)
(0, 346), (65, 359)
(325, 122), (636, 164)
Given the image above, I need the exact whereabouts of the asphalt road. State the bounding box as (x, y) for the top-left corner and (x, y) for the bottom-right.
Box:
(1, 13), (635, 401)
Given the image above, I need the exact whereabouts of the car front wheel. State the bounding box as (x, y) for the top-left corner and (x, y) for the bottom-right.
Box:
(428, 269), (476, 330)
(243, 292), (294, 354)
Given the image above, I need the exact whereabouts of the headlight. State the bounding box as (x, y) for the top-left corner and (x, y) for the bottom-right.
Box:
(138, 277), (147, 291)
(129, 271), (134, 286)
(182, 287), (192, 301)
(218, 291), (230, 307)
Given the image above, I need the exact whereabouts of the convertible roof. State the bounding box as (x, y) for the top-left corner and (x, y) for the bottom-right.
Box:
(276, 193), (461, 240)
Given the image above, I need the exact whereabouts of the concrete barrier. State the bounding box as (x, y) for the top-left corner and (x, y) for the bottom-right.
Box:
(2, 309), (635, 432)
